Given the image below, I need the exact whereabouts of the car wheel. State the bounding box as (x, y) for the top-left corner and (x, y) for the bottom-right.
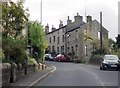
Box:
(100, 66), (102, 70)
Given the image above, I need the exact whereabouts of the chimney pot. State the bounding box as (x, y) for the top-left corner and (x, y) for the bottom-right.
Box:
(67, 16), (72, 24)
(45, 24), (49, 33)
(59, 20), (63, 28)
(87, 15), (92, 23)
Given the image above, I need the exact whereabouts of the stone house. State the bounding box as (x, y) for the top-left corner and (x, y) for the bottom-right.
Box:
(45, 13), (108, 63)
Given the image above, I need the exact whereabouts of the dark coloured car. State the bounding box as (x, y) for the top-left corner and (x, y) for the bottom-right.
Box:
(100, 55), (120, 70)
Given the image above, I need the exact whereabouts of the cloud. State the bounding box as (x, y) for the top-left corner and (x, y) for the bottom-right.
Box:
(24, 0), (119, 40)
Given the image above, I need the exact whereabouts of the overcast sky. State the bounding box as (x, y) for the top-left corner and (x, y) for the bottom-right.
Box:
(12, 0), (119, 40)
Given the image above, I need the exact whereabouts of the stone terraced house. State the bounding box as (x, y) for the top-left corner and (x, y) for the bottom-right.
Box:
(45, 13), (108, 63)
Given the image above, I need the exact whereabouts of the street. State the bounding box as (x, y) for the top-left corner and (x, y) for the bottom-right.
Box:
(35, 61), (118, 86)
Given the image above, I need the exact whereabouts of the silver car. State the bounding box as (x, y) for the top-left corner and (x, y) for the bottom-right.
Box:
(45, 54), (54, 61)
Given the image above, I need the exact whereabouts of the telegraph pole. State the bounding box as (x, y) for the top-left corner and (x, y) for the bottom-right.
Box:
(40, 0), (44, 69)
(40, 0), (42, 24)
(100, 12), (103, 54)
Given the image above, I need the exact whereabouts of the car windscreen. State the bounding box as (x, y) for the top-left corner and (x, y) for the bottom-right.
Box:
(105, 56), (119, 61)
(45, 54), (51, 57)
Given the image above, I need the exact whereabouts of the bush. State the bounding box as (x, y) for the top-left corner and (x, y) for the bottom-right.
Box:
(28, 58), (38, 65)
(2, 37), (27, 64)
(89, 54), (101, 65)
(0, 49), (5, 63)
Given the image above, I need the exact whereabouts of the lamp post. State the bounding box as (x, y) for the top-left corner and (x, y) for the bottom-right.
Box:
(100, 12), (103, 54)
(40, 0), (45, 69)
(40, 0), (42, 24)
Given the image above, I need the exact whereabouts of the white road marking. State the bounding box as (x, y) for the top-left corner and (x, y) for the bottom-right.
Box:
(27, 66), (56, 87)
(79, 66), (105, 87)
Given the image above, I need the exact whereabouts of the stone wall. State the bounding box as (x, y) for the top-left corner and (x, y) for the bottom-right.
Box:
(2, 63), (11, 87)
(1, 63), (42, 87)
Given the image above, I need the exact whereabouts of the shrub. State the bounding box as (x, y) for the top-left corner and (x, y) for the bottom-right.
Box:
(0, 49), (5, 63)
(28, 58), (38, 65)
(2, 37), (27, 64)
(89, 54), (101, 64)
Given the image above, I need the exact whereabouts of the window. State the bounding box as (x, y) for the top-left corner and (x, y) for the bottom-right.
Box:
(57, 47), (59, 54)
(67, 33), (70, 42)
(98, 31), (100, 40)
(85, 45), (87, 56)
(52, 46), (54, 52)
(62, 35), (64, 42)
(71, 46), (74, 53)
(67, 47), (70, 53)
(49, 37), (51, 43)
(75, 30), (78, 39)
(58, 37), (59, 44)
(63, 46), (64, 53)
(61, 45), (64, 54)
(75, 45), (78, 56)
(53, 36), (55, 42)
(49, 46), (51, 52)
(61, 46), (62, 53)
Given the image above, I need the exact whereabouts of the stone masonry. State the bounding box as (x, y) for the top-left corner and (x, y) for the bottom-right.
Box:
(45, 13), (108, 63)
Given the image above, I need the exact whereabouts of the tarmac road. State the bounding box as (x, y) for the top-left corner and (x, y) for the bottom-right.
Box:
(35, 61), (118, 87)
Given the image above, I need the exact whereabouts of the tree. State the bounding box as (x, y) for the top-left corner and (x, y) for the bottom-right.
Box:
(84, 31), (110, 55)
(2, 37), (27, 63)
(2, 0), (29, 38)
(109, 38), (117, 53)
(2, 0), (29, 63)
(28, 21), (47, 63)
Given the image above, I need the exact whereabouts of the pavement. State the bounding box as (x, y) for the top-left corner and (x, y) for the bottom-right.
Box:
(9, 65), (55, 87)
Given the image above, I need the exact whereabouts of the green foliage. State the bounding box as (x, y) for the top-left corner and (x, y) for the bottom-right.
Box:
(2, 37), (27, 64)
(28, 21), (48, 62)
(85, 33), (110, 55)
(116, 34), (120, 49)
(2, 0), (29, 37)
(109, 38), (117, 49)
(89, 54), (101, 64)
(0, 49), (5, 63)
(1, 0), (29, 64)
(28, 58), (38, 65)
(108, 38), (118, 54)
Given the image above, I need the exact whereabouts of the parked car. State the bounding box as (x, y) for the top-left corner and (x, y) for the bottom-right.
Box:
(100, 55), (120, 70)
(45, 54), (54, 61)
(55, 54), (70, 62)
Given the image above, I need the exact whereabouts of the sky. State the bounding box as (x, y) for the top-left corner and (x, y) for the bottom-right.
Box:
(12, 0), (119, 40)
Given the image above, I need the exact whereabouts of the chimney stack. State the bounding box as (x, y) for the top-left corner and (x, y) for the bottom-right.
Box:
(74, 13), (83, 24)
(51, 25), (56, 31)
(45, 24), (49, 33)
(87, 16), (92, 23)
(67, 16), (72, 24)
(59, 20), (63, 28)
